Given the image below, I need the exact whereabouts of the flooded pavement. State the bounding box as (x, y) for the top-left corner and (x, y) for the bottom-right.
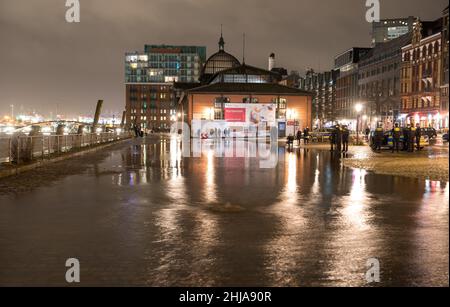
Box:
(0, 136), (448, 287)
(343, 143), (449, 182)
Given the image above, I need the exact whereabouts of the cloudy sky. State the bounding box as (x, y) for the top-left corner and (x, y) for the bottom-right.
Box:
(0, 0), (447, 117)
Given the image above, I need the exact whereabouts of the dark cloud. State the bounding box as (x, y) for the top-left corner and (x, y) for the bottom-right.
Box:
(0, 0), (447, 117)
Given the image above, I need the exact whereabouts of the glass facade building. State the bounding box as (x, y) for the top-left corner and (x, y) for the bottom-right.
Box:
(125, 45), (206, 83)
(125, 45), (206, 131)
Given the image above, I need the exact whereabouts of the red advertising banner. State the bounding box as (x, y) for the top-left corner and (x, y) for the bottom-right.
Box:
(225, 108), (246, 122)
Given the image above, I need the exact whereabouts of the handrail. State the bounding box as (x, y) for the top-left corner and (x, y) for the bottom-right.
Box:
(0, 132), (132, 165)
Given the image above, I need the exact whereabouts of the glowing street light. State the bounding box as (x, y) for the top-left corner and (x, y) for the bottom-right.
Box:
(355, 103), (364, 145)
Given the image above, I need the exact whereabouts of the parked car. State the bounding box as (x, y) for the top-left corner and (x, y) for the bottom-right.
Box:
(370, 130), (430, 150)
(421, 128), (437, 140)
(310, 129), (333, 142)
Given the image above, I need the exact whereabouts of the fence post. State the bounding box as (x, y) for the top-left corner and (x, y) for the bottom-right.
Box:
(30, 137), (33, 160)
(17, 137), (20, 164)
(8, 138), (12, 163)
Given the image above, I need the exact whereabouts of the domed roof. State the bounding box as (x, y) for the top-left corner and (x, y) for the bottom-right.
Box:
(200, 32), (241, 83)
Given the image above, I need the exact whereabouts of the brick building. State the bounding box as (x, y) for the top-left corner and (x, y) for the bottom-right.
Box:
(401, 18), (444, 128)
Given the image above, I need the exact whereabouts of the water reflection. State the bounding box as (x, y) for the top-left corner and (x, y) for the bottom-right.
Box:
(0, 136), (447, 286)
(114, 137), (448, 286)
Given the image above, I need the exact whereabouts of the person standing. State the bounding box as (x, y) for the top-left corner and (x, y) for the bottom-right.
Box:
(296, 129), (302, 146)
(330, 126), (337, 152)
(374, 124), (384, 152)
(303, 127), (310, 145)
(415, 123), (422, 151)
(392, 123), (401, 153)
(335, 125), (342, 152)
(402, 125), (411, 151)
(409, 124), (417, 152)
(287, 134), (294, 149)
(342, 125), (350, 153)
(365, 127), (371, 142)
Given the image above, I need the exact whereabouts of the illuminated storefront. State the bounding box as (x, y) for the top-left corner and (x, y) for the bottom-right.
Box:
(180, 68), (312, 138)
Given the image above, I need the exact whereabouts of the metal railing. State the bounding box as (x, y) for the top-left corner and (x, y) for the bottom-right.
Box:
(0, 132), (132, 165)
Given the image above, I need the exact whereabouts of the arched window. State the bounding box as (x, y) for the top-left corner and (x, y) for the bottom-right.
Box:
(422, 46), (427, 57)
(435, 41), (440, 54)
(404, 52), (410, 62)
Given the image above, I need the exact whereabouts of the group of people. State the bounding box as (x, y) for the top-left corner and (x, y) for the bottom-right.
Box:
(372, 123), (423, 153)
(287, 127), (311, 148)
(329, 124), (351, 153)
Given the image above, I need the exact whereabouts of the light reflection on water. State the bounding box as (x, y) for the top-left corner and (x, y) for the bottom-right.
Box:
(0, 136), (447, 286)
(104, 137), (448, 286)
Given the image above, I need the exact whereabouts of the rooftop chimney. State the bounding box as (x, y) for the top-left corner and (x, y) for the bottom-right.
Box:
(269, 53), (275, 71)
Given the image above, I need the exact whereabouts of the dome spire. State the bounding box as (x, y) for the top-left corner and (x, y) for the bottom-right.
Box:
(219, 25), (225, 51)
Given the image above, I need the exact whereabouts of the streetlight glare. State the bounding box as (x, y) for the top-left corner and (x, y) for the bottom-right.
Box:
(355, 104), (363, 113)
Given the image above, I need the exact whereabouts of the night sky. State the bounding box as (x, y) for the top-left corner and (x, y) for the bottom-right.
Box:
(0, 0), (447, 117)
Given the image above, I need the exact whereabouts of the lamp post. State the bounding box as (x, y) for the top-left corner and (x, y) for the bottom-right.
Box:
(355, 103), (363, 145)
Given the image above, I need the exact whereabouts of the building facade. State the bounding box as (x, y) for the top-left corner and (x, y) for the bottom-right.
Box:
(401, 20), (443, 128)
(299, 69), (339, 128)
(179, 63), (312, 138)
(334, 48), (372, 126)
(371, 17), (416, 46)
(358, 33), (411, 129)
(125, 45), (206, 131)
(441, 6), (449, 129)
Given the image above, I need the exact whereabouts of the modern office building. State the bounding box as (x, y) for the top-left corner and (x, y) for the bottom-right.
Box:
(299, 69), (339, 128)
(358, 33), (412, 129)
(371, 17), (416, 46)
(125, 45), (206, 131)
(401, 18), (444, 128)
(334, 47), (372, 126)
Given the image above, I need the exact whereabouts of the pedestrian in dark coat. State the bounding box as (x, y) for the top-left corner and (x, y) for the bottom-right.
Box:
(303, 127), (310, 145)
(402, 125), (411, 151)
(330, 126), (337, 152)
(415, 124), (422, 151)
(296, 130), (302, 146)
(342, 125), (350, 152)
(335, 125), (342, 152)
(409, 125), (417, 152)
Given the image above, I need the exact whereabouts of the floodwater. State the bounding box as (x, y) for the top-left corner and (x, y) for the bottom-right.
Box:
(0, 136), (448, 287)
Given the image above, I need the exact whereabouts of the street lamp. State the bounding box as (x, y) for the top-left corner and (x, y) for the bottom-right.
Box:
(355, 103), (363, 145)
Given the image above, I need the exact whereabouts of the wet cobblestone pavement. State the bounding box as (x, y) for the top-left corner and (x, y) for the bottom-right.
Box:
(0, 136), (448, 286)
